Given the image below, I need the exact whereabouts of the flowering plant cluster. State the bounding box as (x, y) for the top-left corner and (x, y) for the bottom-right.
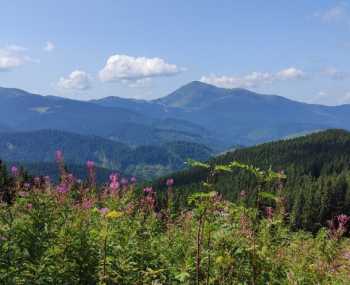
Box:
(0, 154), (350, 284)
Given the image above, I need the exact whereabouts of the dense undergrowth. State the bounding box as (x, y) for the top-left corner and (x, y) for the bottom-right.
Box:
(0, 152), (350, 284)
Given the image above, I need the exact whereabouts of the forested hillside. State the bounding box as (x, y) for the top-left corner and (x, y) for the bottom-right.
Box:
(0, 130), (213, 179)
(155, 129), (350, 232)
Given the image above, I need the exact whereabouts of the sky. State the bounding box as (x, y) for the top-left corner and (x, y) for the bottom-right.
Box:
(0, 0), (350, 105)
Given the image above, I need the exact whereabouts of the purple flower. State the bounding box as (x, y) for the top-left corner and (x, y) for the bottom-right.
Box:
(239, 191), (247, 198)
(109, 173), (119, 182)
(130, 176), (137, 184)
(55, 150), (63, 162)
(86, 160), (95, 169)
(11, 166), (18, 177)
(265, 207), (274, 219)
(143, 187), (153, 194)
(57, 184), (68, 194)
(99, 207), (109, 215)
(27, 203), (33, 210)
(82, 199), (94, 209)
(166, 178), (174, 187)
(18, 191), (29, 197)
(23, 183), (31, 189)
(337, 214), (350, 226)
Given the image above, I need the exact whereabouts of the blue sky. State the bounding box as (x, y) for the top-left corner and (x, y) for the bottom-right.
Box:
(0, 0), (349, 105)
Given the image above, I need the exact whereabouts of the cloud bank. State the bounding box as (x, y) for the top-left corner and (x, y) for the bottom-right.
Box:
(200, 67), (305, 89)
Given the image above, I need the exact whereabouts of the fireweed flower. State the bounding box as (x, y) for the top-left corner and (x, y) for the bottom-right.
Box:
(143, 187), (153, 194)
(99, 207), (109, 215)
(57, 184), (68, 194)
(18, 191), (29, 197)
(109, 173), (120, 192)
(23, 183), (31, 189)
(27, 203), (33, 210)
(337, 214), (350, 226)
(265, 207), (274, 219)
(166, 178), (174, 187)
(87, 160), (95, 170)
(130, 176), (137, 184)
(11, 166), (18, 177)
(55, 150), (63, 162)
(81, 198), (94, 209)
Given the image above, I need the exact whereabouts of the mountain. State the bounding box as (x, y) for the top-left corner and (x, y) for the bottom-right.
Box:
(0, 129), (213, 179)
(93, 81), (350, 146)
(155, 81), (350, 145)
(0, 87), (218, 148)
(2, 82), (350, 148)
(155, 129), (350, 231)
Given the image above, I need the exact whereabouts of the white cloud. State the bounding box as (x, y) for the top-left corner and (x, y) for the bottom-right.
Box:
(200, 67), (306, 89)
(321, 67), (347, 80)
(99, 54), (182, 82)
(0, 45), (32, 71)
(44, 41), (55, 52)
(314, 3), (348, 23)
(58, 70), (92, 90)
(276, 67), (305, 80)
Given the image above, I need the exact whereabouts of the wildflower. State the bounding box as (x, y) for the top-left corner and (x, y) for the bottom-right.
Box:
(166, 178), (174, 187)
(57, 184), (68, 194)
(11, 166), (18, 176)
(55, 150), (63, 162)
(265, 207), (274, 219)
(87, 160), (95, 169)
(27, 203), (33, 210)
(144, 187), (153, 194)
(130, 176), (137, 184)
(23, 183), (31, 189)
(18, 191), (29, 197)
(99, 207), (109, 215)
(82, 198), (94, 209)
(239, 190), (247, 198)
(106, 210), (123, 219)
(337, 214), (350, 227)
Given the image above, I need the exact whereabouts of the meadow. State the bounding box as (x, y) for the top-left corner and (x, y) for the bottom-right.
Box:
(0, 152), (350, 284)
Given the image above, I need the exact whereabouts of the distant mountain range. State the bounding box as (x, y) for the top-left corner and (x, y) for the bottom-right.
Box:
(2, 81), (350, 149)
(0, 129), (213, 179)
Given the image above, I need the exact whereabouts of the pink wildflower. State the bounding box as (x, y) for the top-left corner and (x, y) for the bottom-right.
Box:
(55, 150), (63, 162)
(166, 178), (174, 187)
(99, 207), (109, 215)
(11, 166), (18, 176)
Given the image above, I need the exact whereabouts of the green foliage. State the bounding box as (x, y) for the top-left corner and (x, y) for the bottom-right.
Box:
(0, 158), (350, 284)
(156, 129), (350, 232)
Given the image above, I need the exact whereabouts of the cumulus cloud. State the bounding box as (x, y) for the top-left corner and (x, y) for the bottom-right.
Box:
(276, 67), (305, 80)
(44, 41), (55, 52)
(58, 70), (92, 90)
(0, 45), (32, 71)
(200, 67), (306, 89)
(99, 54), (182, 82)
